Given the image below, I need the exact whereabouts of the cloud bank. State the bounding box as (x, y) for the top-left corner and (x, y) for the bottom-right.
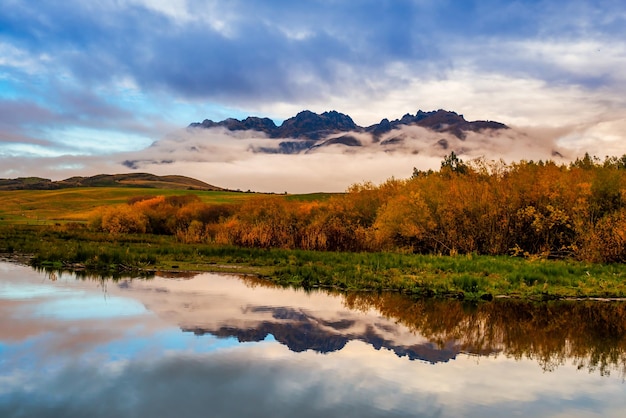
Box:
(2, 121), (621, 193)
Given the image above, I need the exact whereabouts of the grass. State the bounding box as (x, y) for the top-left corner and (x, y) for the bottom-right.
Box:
(2, 224), (626, 300)
(284, 192), (336, 202)
(0, 188), (284, 225)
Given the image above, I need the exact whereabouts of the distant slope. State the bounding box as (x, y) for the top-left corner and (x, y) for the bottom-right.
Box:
(0, 173), (223, 191)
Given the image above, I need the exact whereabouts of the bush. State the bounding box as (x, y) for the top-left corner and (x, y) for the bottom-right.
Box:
(98, 206), (148, 234)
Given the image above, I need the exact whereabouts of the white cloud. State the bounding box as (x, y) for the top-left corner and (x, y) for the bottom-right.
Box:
(2, 1), (626, 190)
(122, 0), (192, 22)
(248, 64), (622, 132)
(120, 0), (238, 36)
(3, 117), (624, 193)
(556, 117), (626, 157)
(510, 38), (626, 82)
(0, 42), (50, 75)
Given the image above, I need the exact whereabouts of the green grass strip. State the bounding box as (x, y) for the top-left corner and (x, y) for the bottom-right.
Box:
(2, 225), (626, 300)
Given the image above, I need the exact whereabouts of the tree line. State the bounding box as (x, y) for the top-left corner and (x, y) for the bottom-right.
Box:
(91, 152), (626, 263)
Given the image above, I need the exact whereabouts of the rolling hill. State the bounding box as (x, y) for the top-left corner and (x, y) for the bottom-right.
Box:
(0, 173), (223, 191)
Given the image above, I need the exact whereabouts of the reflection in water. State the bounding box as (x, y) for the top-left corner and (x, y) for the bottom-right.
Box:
(26, 265), (626, 375)
(177, 274), (626, 376)
(2, 262), (626, 418)
(188, 304), (473, 363)
(344, 292), (626, 376)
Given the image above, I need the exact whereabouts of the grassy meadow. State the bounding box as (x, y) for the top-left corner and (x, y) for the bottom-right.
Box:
(0, 188), (261, 225)
(2, 155), (626, 301)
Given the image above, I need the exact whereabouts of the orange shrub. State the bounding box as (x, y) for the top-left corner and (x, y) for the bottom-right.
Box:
(98, 205), (148, 234)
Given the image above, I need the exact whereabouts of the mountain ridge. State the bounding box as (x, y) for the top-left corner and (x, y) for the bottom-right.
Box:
(189, 108), (508, 154)
(190, 109), (508, 138)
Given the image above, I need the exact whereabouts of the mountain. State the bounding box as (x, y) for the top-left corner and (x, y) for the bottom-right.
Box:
(183, 320), (465, 363)
(189, 109), (508, 154)
(0, 173), (223, 191)
(190, 110), (359, 140)
(367, 109), (508, 139)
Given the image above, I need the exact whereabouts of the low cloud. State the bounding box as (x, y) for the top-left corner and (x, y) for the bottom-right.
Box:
(116, 123), (566, 189)
(3, 120), (617, 193)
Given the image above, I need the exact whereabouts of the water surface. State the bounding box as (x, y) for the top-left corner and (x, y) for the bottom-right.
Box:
(1, 261), (625, 417)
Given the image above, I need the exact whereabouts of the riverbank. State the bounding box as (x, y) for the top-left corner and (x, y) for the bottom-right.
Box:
(2, 225), (626, 300)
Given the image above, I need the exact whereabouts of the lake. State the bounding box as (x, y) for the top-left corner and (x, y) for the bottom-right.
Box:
(1, 260), (625, 417)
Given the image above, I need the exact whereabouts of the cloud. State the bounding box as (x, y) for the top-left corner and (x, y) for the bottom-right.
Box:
(1, 115), (623, 193)
(2, 1), (406, 103)
(6, 0), (623, 112)
(2, 104), (625, 193)
(125, 115), (626, 192)
(1, 0), (626, 176)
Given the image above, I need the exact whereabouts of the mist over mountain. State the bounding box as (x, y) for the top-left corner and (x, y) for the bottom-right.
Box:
(105, 107), (575, 193)
(2, 108), (598, 194)
(189, 109), (509, 154)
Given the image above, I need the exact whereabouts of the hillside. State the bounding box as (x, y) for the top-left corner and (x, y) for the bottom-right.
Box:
(0, 173), (223, 191)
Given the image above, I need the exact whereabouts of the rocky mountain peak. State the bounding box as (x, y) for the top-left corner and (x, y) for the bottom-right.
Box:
(275, 110), (357, 139)
(189, 108), (508, 153)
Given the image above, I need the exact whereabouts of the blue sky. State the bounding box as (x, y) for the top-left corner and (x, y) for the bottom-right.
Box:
(1, 0), (625, 191)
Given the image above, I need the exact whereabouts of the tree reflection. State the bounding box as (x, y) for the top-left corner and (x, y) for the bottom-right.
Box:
(344, 292), (626, 376)
(33, 266), (626, 376)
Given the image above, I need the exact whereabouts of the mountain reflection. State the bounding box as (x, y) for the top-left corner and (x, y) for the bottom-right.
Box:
(6, 262), (626, 417)
(183, 306), (468, 363)
(33, 267), (626, 376)
(136, 272), (626, 375)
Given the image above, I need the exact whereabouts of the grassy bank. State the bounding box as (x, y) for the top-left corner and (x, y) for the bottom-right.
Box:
(2, 224), (626, 300)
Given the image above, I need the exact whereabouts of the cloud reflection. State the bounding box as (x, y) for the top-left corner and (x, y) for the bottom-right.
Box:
(2, 263), (626, 417)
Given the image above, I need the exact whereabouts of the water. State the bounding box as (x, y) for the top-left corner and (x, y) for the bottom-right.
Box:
(1, 261), (625, 417)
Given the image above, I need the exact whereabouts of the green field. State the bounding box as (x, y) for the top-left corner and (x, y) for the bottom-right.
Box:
(284, 192), (336, 202)
(0, 188), (268, 225)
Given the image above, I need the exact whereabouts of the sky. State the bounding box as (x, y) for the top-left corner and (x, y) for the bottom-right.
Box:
(1, 0), (626, 192)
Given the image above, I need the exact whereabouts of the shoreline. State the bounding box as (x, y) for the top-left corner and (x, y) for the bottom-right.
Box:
(3, 251), (626, 303)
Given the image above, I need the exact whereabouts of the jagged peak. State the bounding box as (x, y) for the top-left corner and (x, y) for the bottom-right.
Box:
(190, 108), (508, 144)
